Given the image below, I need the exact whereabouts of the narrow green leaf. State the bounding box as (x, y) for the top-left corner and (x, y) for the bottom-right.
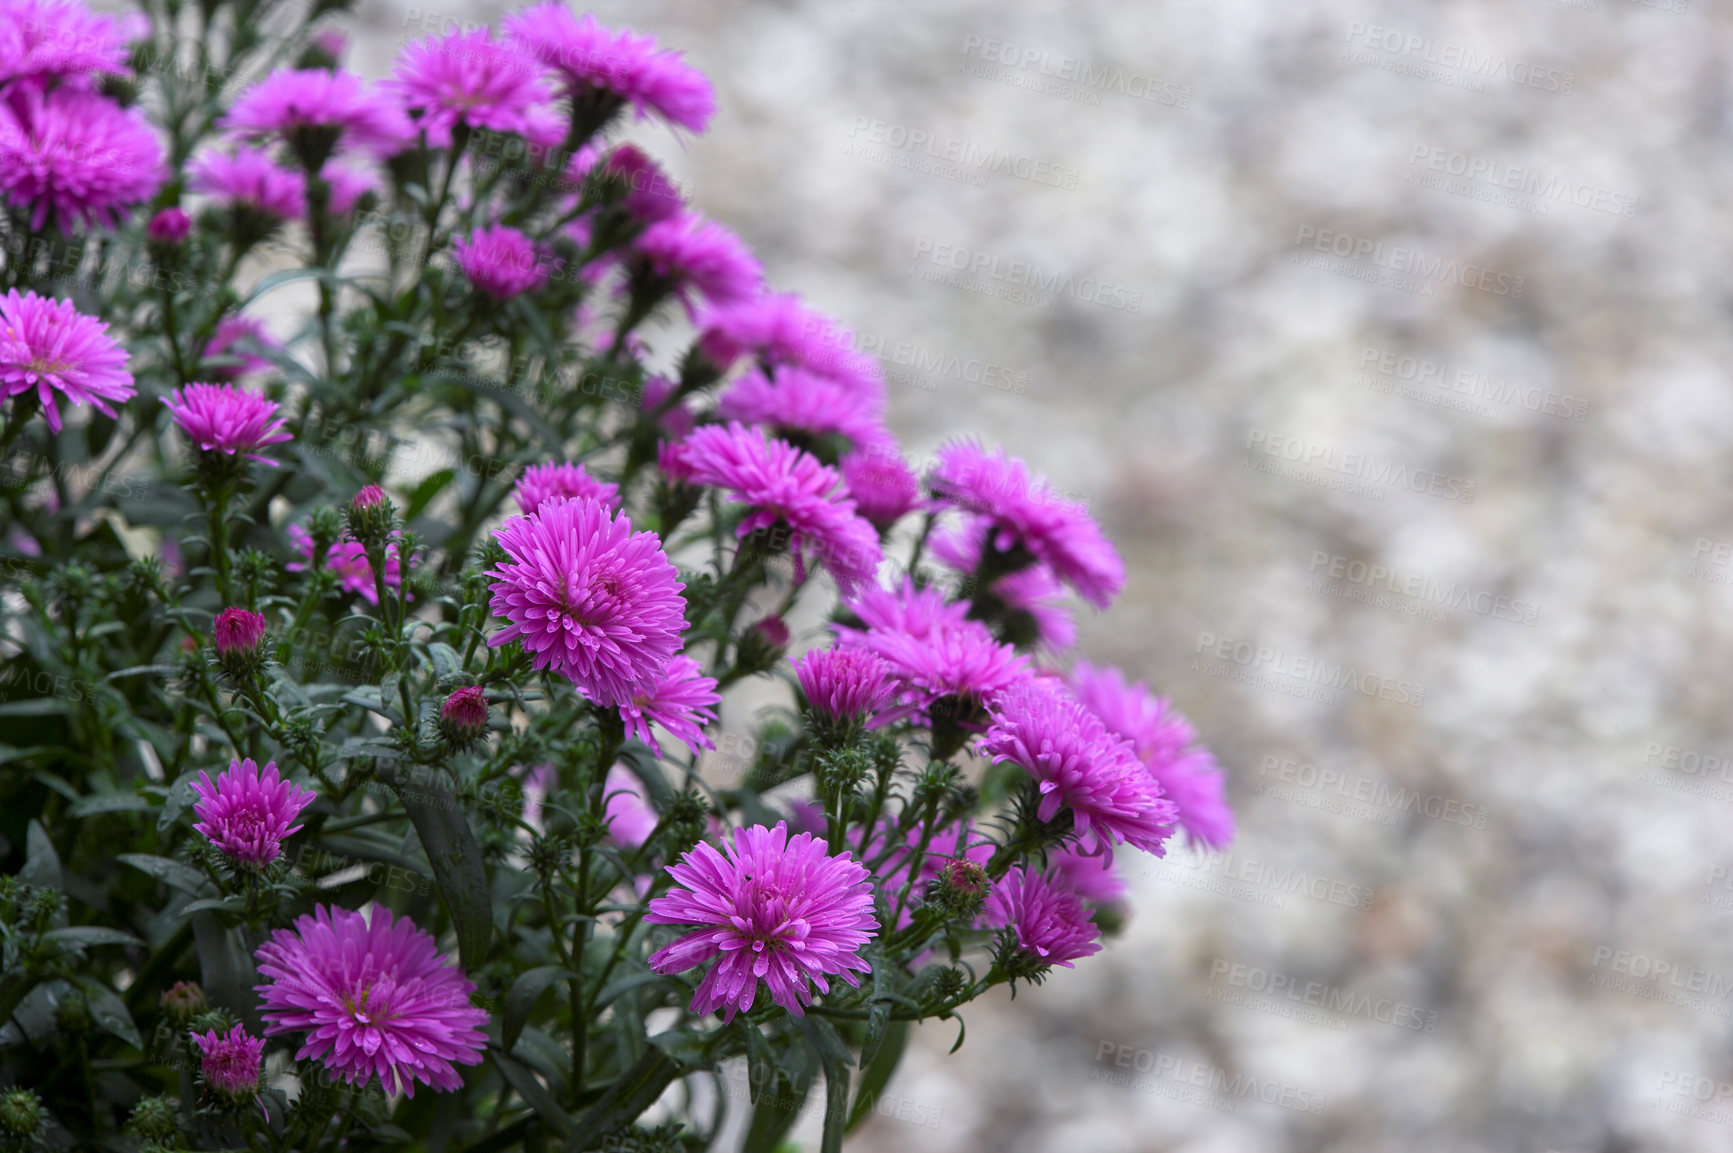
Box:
(86, 986), (143, 1048)
(502, 965), (578, 1052)
(156, 769), (202, 832)
(567, 1045), (690, 1152)
(388, 768), (492, 970)
(846, 1018), (908, 1134)
(69, 792), (154, 818)
(489, 1046), (573, 1139)
(793, 1015), (853, 1153)
(44, 926), (143, 949)
(20, 821), (60, 889)
(117, 853), (212, 897)
(403, 469), (456, 523)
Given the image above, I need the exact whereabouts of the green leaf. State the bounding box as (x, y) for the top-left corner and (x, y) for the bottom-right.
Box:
(488, 1046), (573, 1139)
(567, 1045), (690, 1152)
(69, 792), (154, 818)
(156, 769), (202, 832)
(0, 698), (70, 717)
(502, 965), (578, 1052)
(846, 1018), (908, 1134)
(403, 468), (455, 523)
(739, 1037), (813, 1153)
(792, 1015), (853, 1153)
(85, 986), (143, 1049)
(117, 853), (213, 897)
(388, 768), (492, 970)
(426, 642), (463, 681)
(192, 910), (260, 1029)
(44, 926), (143, 950)
(20, 821), (60, 889)
(593, 970), (680, 1010)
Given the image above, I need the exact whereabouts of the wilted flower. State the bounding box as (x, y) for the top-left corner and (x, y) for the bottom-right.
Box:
(191, 757), (316, 868)
(254, 905), (489, 1097)
(0, 290), (134, 433)
(646, 822), (877, 1022)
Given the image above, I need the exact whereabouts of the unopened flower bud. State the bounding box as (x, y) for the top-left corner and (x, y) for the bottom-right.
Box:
(346, 485), (395, 548)
(213, 607), (266, 677)
(733, 615), (789, 677)
(925, 858), (990, 921)
(160, 981), (207, 1027)
(439, 685), (488, 749)
(147, 206), (191, 245)
(0, 1088), (43, 1138)
(125, 1094), (179, 1142)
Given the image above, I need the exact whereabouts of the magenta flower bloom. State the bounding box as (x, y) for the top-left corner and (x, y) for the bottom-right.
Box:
(646, 822), (877, 1022)
(320, 161), (378, 214)
(929, 440), (1125, 609)
(147, 206), (191, 243)
(514, 461), (619, 517)
(163, 383), (292, 464)
(190, 1024), (265, 1099)
(1068, 661), (1234, 850)
(504, 5), (713, 131)
(977, 678), (1177, 858)
(1048, 843), (1128, 904)
(452, 224), (551, 299)
(386, 27), (554, 148)
(931, 520), (1076, 652)
(0, 290), (134, 434)
(191, 757), (316, 869)
(603, 763), (659, 849)
(200, 315), (279, 381)
(717, 365), (888, 456)
(862, 617), (1031, 715)
(0, 86), (164, 232)
(697, 293), (882, 394)
(838, 577), (971, 644)
(618, 653), (718, 757)
(639, 375), (695, 439)
(632, 211), (761, 313)
(982, 867), (1101, 969)
(222, 68), (414, 159)
(598, 143), (683, 221)
(254, 905), (490, 1097)
(792, 646), (893, 728)
(213, 607), (266, 660)
(286, 523), (405, 605)
(675, 422), (882, 596)
(840, 446), (920, 529)
(486, 495), (688, 707)
(0, 0), (133, 84)
(190, 146), (307, 220)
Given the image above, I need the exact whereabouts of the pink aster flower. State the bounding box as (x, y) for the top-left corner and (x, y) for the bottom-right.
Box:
(486, 495), (688, 706)
(675, 422), (882, 595)
(862, 617), (1031, 715)
(977, 678), (1177, 858)
(200, 315), (279, 381)
(319, 161), (378, 214)
(0, 290), (133, 434)
(213, 606), (266, 661)
(514, 460), (618, 516)
(0, 86), (163, 232)
(646, 822), (877, 1022)
(386, 27), (554, 148)
(982, 866), (1101, 969)
(639, 375), (695, 439)
(932, 519), (1076, 652)
(570, 141), (683, 222)
(147, 205), (191, 243)
(717, 365), (888, 457)
(189, 145), (307, 220)
(0, 0), (133, 85)
(191, 757), (316, 869)
(190, 1024), (265, 1099)
(840, 446), (920, 529)
(162, 383), (292, 464)
(453, 223), (551, 299)
(631, 211), (761, 314)
(792, 646), (893, 728)
(618, 653), (718, 757)
(222, 68), (414, 161)
(698, 293), (883, 395)
(603, 763), (659, 849)
(504, 5), (713, 132)
(1068, 661), (1234, 850)
(837, 577), (970, 644)
(929, 440), (1125, 609)
(254, 905), (489, 1097)
(286, 523), (405, 605)
(1047, 843), (1127, 904)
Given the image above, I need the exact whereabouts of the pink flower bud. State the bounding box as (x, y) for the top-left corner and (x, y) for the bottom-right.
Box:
(439, 686), (488, 748)
(147, 206), (191, 244)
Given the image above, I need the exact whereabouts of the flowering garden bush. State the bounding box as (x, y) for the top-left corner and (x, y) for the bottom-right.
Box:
(0, 0), (1235, 1149)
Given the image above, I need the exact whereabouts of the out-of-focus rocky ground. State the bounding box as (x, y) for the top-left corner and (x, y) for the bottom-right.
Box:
(331, 0), (1733, 1148)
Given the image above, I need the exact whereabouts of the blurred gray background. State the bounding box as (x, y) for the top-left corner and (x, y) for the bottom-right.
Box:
(343, 1), (1731, 1149)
